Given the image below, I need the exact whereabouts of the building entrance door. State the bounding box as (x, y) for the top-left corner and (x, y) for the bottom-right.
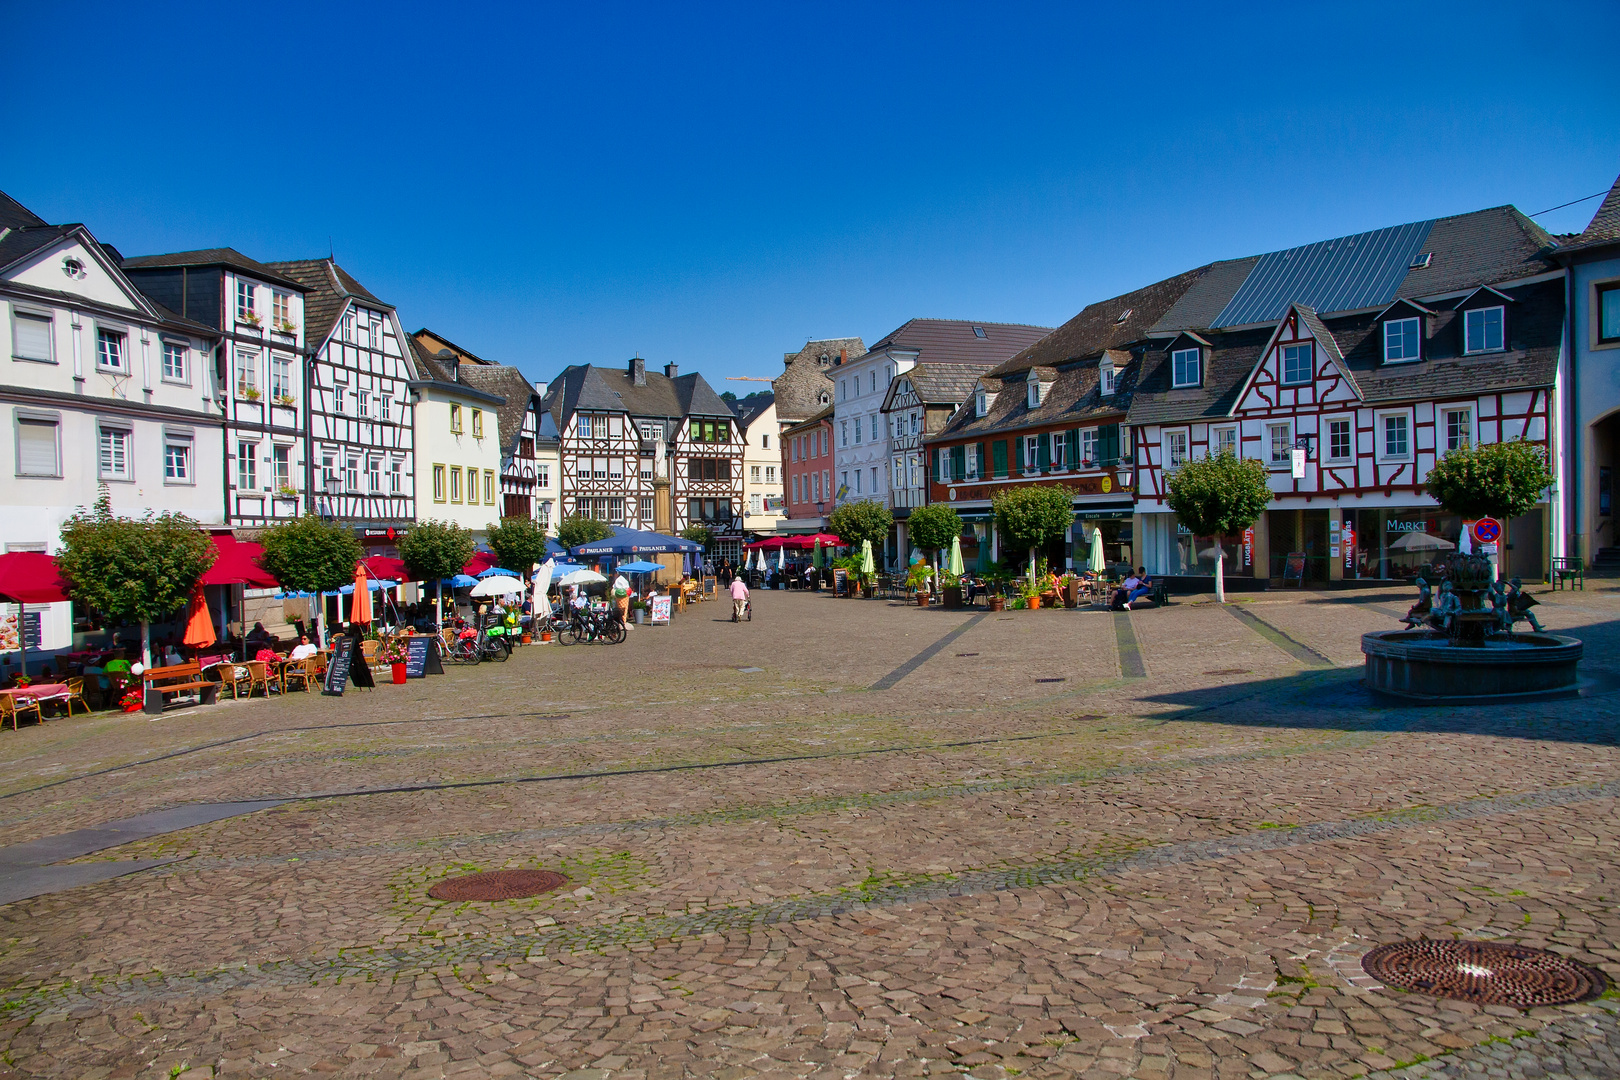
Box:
(1268, 509), (1331, 583)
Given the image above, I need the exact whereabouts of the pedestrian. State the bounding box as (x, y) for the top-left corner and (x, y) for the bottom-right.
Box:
(730, 572), (750, 622)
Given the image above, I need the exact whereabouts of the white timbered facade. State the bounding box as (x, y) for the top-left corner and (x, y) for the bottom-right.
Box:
(1128, 206), (1565, 586)
(265, 259), (416, 545)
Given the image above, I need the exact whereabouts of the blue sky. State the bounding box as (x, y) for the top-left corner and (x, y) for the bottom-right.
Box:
(5, 2), (1617, 390)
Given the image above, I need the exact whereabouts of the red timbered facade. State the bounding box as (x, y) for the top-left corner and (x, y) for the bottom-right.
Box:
(1129, 206), (1565, 586)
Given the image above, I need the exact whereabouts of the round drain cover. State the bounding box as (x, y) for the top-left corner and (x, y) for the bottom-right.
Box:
(1362, 939), (1607, 1007)
(428, 869), (568, 902)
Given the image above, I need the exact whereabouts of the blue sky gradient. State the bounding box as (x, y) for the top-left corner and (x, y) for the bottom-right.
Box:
(5, 1), (1617, 389)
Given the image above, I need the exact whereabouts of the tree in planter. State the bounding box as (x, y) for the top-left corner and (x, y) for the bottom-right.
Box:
(487, 515), (550, 575)
(1424, 439), (1554, 579)
(906, 503), (962, 587)
(260, 515), (361, 645)
(828, 501), (893, 580)
(1164, 450), (1271, 603)
(556, 513), (614, 552)
(399, 519), (475, 627)
(992, 485), (1075, 584)
(56, 493), (216, 668)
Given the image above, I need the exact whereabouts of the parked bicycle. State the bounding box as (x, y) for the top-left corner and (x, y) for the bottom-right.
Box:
(557, 605), (626, 645)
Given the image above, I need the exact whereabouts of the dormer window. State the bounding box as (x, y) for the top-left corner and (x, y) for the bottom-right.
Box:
(1026, 375), (1044, 409)
(975, 389), (988, 417)
(1172, 347), (1201, 388)
(1464, 306), (1505, 354)
(1100, 362), (1116, 396)
(1281, 342), (1313, 385)
(1384, 317), (1422, 362)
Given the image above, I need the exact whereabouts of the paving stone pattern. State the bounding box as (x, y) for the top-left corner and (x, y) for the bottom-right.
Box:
(0, 585), (1615, 1078)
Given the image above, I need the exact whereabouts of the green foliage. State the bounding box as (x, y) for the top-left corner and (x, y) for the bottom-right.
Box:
(906, 562), (934, 590)
(1424, 440), (1553, 522)
(680, 524), (714, 550)
(486, 515), (550, 572)
(992, 485), (1075, 551)
(828, 500), (892, 552)
(1164, 450), (1272, 538)
(555, 513), (614, 551)
(398, 519), (475, 584)
(259, 515), (362, 594)
(907, 503), (962, 553)
(56, 493), (215, 626)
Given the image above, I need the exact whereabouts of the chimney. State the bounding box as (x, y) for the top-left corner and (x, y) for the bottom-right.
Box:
(629, 356), (646, 386)
(436, 348), (459, 383)
(838, 348), (847, 365)
(664, 362), (679, 379)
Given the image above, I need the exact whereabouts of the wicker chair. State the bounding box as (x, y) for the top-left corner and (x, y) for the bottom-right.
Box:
(282, 657), (316, 693)
(0, 694), (42, 731)
(61, 677), (91, 716)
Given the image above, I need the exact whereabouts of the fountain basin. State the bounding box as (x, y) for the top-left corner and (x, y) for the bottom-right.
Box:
(1361, 630), (1583, 702)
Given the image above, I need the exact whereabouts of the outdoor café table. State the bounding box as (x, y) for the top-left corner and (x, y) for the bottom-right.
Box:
(1, 683), (71, 715)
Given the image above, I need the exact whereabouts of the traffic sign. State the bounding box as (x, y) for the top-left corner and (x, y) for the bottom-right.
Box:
(1471, 517), (1502, 545)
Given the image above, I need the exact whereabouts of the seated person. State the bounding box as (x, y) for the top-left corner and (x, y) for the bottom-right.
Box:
(162, 644), (184, 666)
(1112, 571), (1143, 610)
(1125, 568), (1153, 609)
(288, 635), (319, 661)
(103, 651), (133, 676)
(244, 622), (275, 653)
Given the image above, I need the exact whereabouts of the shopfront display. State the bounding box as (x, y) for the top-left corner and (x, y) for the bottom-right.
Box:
(1074, 517), (1133, 571)
(1352, 508), (1463, 581)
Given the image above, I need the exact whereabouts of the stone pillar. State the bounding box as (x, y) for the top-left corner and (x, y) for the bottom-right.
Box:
(1250, 512), (1272, 582)
(653, 478), (672, 534)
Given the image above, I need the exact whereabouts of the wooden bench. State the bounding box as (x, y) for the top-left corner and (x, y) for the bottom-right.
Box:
(1550, 556), (1584, 591)
(142, 661), (219, 715)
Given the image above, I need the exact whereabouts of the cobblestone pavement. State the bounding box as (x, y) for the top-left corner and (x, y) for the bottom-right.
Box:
(0, 584), (1617, 1079)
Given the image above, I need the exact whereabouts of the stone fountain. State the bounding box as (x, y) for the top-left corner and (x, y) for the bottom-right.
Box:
(1361, 553), (1582, 701)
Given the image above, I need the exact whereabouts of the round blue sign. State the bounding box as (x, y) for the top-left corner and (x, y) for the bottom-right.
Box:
(1472, 518), (1501, 544)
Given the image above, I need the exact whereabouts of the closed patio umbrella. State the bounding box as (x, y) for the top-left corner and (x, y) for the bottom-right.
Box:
(948, 536), (965, 577)
(351, 563), (373, 625)
(181, 584), (215, 651)
(1087, 528), (1106, 573)
(860, 539), (875, 576)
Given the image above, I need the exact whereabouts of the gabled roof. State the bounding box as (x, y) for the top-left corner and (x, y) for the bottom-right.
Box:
(781, 403), (833, 436)
(992, 267), (1211, 378)
(542, 363), (733, 428)
(866, 318), (1052, 366)
(454, 363), (540, 457)
(0, 190), (46, 232)
(1453, 284), (1517, 308)
(121, 247), (307, 291)
(733, 392), (775, 427)
(1558, 172), (1620, 254)
(261, 258), (392, 354)
(1374, 297), (1435, 319)
(0, 223), (80, 273)
(1227, 304), (1363, 413)
(884, 363), (995, 412)
(932, 351), (1135, 444)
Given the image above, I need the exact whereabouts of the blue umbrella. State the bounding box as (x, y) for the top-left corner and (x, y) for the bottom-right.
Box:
(618, 560), (665, 574)
(339, 579), (396, 594)
(476, 566), (519, 579)
(443, 574), (479, 588)
(571, 525), (703, 557)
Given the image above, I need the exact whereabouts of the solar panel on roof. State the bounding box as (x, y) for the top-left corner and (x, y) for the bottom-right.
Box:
(1211, 220), (1436, 328)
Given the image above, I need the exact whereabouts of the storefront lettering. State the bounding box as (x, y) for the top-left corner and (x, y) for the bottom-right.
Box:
(1386, 519), (1437, 533)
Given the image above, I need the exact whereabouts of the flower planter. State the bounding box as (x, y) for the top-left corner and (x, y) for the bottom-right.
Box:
(391, 662), (407, 685)
(1063, 582), (1081, 608)
(521, 633), (532, 644)
(862, 584), (875, 599)
(1027, 595), (1041, 611)
(943, 586), (963, 610)
(540, 631), (552, 642)
(1040, 591), (1059, 608)
(988, 596), (1005, 612)
(916, 593), (930, 608)
(635, 610), (646, 624)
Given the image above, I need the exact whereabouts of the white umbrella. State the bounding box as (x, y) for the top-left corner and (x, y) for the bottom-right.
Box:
(557, 568), (606, 587)
(470, 574), (525, 597)
(1390, 531), (1455, 552)
(533, 558), (556, 610)
(776, 544), (785, 570)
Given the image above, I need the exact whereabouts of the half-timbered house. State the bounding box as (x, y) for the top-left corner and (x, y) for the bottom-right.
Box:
(541, 358), (743, 561)
(1129, 206), (1565, 586)
(263, 259), (419, 551)
(122, 248), (309, 528)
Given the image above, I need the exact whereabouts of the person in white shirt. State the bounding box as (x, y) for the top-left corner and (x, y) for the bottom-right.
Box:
(288, 635), (319, 661)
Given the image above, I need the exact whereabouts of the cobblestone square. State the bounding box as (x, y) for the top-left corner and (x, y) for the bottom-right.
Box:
(0, 586), (1616, 1079)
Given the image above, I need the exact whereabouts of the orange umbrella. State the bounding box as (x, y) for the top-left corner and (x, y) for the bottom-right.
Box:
(182, 584), (216, 649)
(351, 562), (373, 625)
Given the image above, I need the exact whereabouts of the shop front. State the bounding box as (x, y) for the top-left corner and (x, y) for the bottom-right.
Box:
(1139, 512), (1261, 583)
(1348, 505), (1546, 582)
(1071, 511), (1134, 572)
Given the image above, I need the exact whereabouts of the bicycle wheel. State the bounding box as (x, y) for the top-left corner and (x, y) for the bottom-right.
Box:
(453, 638), (481, 665)
(607, 619), (627, 644)
(557, 620), (580, 646)
(491, 637), (510, 661)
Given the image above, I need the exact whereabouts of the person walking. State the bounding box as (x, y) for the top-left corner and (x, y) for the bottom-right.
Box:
(730, 573), (750, 622)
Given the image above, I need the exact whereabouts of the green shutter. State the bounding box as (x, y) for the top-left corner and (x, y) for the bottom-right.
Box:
(977, 442), (986, 478)
(1037, 433), (1051, 471)
(931, 448), (941, 483)
(1066, 429), (1079, 467)
(951, 445), (966, 481)
(1099, 424), (1119, 466)
(992, 440), (1008, 478)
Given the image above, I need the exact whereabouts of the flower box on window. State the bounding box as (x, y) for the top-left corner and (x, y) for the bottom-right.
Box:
(241, 388), (261, 401)
(240, 313), (262, 327)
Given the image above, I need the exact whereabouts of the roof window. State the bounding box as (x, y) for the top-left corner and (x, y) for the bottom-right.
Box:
(1409, 252), (1434, 269)
(1115, 308), (1133, 324)
(971, 326), (986, 338)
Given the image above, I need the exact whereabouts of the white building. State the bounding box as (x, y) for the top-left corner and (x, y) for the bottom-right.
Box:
(405, 342), (507, 541)
(735, 392), (783, 533)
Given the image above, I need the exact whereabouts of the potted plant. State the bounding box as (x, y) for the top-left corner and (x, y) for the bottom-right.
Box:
(276, 393), (295, 406)
(631, 598), (649, 625)
(242, 387), (261, 401)
(983, 569), (1008, 611)
(939, 569), (963, 610)
(1037, 568), (1060, 608)
(376, 637), (409, 684)
(1061, 573), (1082, 608)
(1020, 580), (1042, 610)
(241, 312), (262, 327)
(906, 562), (933, 606)
(278, 320), (298, 334)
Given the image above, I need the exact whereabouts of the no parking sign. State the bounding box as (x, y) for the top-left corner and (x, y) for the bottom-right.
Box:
(1471, 517), (1501, 546)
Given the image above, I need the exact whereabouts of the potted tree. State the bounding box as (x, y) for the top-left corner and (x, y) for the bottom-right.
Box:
(1164, 449), (1272, 602)
(906, 502), (963, 591)
(1424, 440), (1554, 581)
(828, 501), (893, 598)
(906, 562), (933, 606)
(939, 569), (963, 609)
(400, 519), (475, 633)
(259, 514), (364, 646)
(992, 485), (1077, 592)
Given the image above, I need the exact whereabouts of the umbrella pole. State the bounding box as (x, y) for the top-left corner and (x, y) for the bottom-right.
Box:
(17, 601), (26, 681)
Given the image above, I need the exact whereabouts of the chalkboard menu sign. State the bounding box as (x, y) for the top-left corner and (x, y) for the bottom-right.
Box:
(404, 635), (444, 678)
(832, 568), (849, 597)
(322, 639), (353, 695)
(1282, 551), (1307, 586)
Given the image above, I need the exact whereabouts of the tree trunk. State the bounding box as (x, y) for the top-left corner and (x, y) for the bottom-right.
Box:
(140, 620), (152, 669)
(436, 579), (445, 629)
(1214, 538), (1227, 604)
(1028, 546), (1037, 584)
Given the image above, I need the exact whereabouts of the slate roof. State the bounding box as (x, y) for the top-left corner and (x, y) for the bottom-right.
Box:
(733, 392), (775, 427)
(866, 319), (1051, 365)
(542, 362), (733, 429)
(0, 191), (46, 232)
(455, 364), (539, 458)
(121, 247), (307, 291)
(0, 224), (79, 272)
(774, 337), (865, 422)
(1559, 172), (1620, 253)
(262, 258), (394, 359)
(934, 350), (1136, 444)
(887, 363), (995, 413)
(992, 267), (1214, 378)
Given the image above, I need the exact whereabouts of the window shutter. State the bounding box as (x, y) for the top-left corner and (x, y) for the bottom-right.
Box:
(17, 419), (57, 474)
(1037, 433), (1050, 471)
(1065, 429), (1079, 466)
(932, 448), (941, 483)
(977, 442), (986, 477)
(1099, 424), (1119, 465)
(14, 314), (51, 361)
(992, 440), (1008, 478)
(951, 445), (965, 480)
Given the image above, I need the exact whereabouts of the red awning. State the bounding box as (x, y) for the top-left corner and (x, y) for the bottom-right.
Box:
(361, 555), (409, 581)
(198, 536), (279, 589)
(744, 537), (790, 551)
(790, 533), (844, 548)
(462, 551), (499, 576)
(0, 552), (69, 604)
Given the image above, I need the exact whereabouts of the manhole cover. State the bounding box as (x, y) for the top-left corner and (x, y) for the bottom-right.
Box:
(1362, 939), (1607, 1007)
(428, 869), (568, 902)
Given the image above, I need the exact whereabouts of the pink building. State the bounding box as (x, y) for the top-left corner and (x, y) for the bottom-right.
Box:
(781, 405), (834, 531)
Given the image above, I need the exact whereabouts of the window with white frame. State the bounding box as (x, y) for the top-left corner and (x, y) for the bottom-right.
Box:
(449, 465), (462, 502)
(870, 371), (877, 393)
(1051, 431), (1067, 469)
(161, 340), (187, 381)
(236, 280), (256, 321)
(871, 466), (878, 492)
(236, 441), (257, 490)
(853, 417), (862, 444)
(1165, 429), (1188, 468)
(853, 469), (862, 494)
(750, 494), (762, 515)
(12, 311), (51, 362)
(272, 444), (291, 490)
(15, 416), (59, 476)
(793, 475), (802, 502)
(235, 350), (259, 396)
(1444, 407), (1473, 451)
(869, 414), (877, 441)
(379, 391), (391, 421)
(344, 455), (359, 491)
(608, 457), (623, 481)
(433, 464), (446, 501)
(840, 420), (848, 447)
(1266, 422), (1292, 465)
(1172, 348), (1200, 387)
(911, 412), (919, 435)
(593, 456), (607, 481)
(1327, 419), (1352, 462)
(975, 389), (987, 417)
(390, 459), (403, 494)
(332, 374), (347, 413)
(1380, 412), (1411, 459)
(892, 458), (903, 488)
(638, 495), (653, 521)
(962, 448), (976, 481)
(449, 402), (461, 432)
(1027, 379), (1041, 408)
(1100, 363), (1115, 396)
(538, 464), (550, 487)
(938, 448), (952, 483)
(96, 328), (126, 370)
(639, 456), (652, 480)
(1281, 342), (1313, 384)
(766, 465), (775, 482)
(321, 452), (336, 489)
(1212, 425), (1238, 457)
(268, 355), (291, 400)
(1464, 307), (1505, 353)
(163, 434), (191, 482)
(1384, 317), (1421, 361)
(98, 425), (131, 479)
(750, 465), (761, 482)
(1024, 435), (1041, 472)
(357, 390), (370, 418)
(1081, 428), (1098, 466)
(471, 408), (483, 438)
(366, 457), (380, 493)
(272, 291), (290, 328)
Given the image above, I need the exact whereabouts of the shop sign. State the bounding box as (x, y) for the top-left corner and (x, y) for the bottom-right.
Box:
(1242, 527), (1253, 568)
(1387, 519), (1437, 534)
(650, 595), (672, 624)
(1329, 519), (1340, 561)
(1342, 524), (1355, 569)
(1290, 447), (1306, 479)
